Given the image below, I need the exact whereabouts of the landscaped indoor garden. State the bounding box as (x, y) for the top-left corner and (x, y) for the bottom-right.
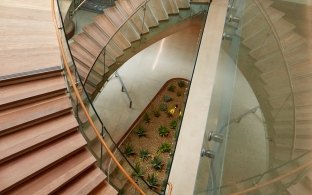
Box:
(116, 78), (189, 194)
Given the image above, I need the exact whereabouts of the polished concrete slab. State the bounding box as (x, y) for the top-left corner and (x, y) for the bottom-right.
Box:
(94, 18), (203, 142)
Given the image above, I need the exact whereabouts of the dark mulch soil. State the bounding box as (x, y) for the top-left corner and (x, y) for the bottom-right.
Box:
(119, 78), (189, 194)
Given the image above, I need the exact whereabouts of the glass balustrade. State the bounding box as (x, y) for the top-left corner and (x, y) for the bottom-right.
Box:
(54, 0), (210, 194)
(81, 0), (209, 99)
(194, 0), (300, 194)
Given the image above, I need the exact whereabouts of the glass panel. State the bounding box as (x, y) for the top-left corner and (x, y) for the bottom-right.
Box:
(195, 0), (299, 194)
(56, 0), (209, 194)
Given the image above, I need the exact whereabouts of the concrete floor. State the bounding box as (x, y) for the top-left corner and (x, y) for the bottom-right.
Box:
(93, 18), (202, 142)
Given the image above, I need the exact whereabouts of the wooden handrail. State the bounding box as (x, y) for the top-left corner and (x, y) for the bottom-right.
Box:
(230, 159), (312, 195)
(51, 0), (145, 194)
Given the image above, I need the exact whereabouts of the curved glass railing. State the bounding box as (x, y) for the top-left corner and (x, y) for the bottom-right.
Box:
(208, 150), (312, 194)
(194, 0), (299, 194)
(53, 0), (156, 194)
(81, 0), (209, 99)
(54, 0), (209, 194)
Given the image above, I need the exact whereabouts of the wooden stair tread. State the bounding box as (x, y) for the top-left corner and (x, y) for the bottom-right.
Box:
(146, 0), (169, 21)
(0, 5), (51, 21)
(176, 0), (190, 8)
(1, 21), (56, 38)
(90, 181), (118, 195)
(104, 7), (127, 27)
(0, 114), (78, 163)
(94, 15), (118, 36)
(117, 0), (135, 16)
(75, 60), (103, 78)
(0, 132), (87, 192)
(83, 24), (110, 47)
(75, 63), (102, 87)
(115, 1), (149, 34)
(57, 166), (107, 195)
(162, 0), (180, 15)
(0, 33), (58, 52)
(0, 75), (66, 110)
(0, 95), (72, 134)
(104, 7), (140, 42)
(129, 0), (159, 27)
(7, 150), (96, 195)
(84, 82), (97, 95)
(70, 42), (97, 68)
(288, 181), (312, 195)
(0, 48), (62, 77)
(73, 33), (103, 57)
(0, 0), (51, 11)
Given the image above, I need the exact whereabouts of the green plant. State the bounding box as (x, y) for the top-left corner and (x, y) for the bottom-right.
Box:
(135, 126), (146, 137)
(143, 113), (151, 123)
(139, 149), (150, 161)
(158, 126), (169, 137)
(151, 156), (164, 170)
(159, 103), (167, 112)
(176, 91), (182, 97)
(170, 120), (177, 129)
(163, 95), (173, 102)
(124, 143), (135, 157)
(168, 84), (176, 92)
(147, 173), (159, 189)
(153, 109), (161, 117)
(158, 142), (171, 153)
(178, 80), (186, 88)
(132, 162), (145, 178)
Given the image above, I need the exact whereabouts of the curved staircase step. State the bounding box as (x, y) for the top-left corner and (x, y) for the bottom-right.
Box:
(0, 0), (51, 11)
(6, 149), (95, 195)
(75, 63), (103, 87)
(0, 95), (72, 135)
(56, 165), (107, 195)
(176, 0), (190, 9)
(104, 7), (141, 42)
(0, 132), (86, 193)
(0, 114), (77, 163)
(70, 42), (106, 75)
(0, 66), (63, 87)
(73, 33), (103, 56)
(288, 178), (312, 195)
(90, 181), (118, 195)
(147, 0), (169, 21)
(129, 0), (159, 27)
(0, 5), (51, 21)
(254, 51), (284, 73)
(82, 24), (124, 59)
(0, 75), (66, 110)
(162, 0), (179, 15)
(83, 24), (110, 47)
(0, 48), (62, 78)
(94, 15), (131, 50)
(115, 0), (149, 34)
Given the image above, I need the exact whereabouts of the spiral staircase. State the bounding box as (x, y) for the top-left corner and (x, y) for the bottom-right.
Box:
(68, 0), (208, 99)
(227, 0), (312, 194)
(1, 0), (312, 194)
(0, 0), (117, 194)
